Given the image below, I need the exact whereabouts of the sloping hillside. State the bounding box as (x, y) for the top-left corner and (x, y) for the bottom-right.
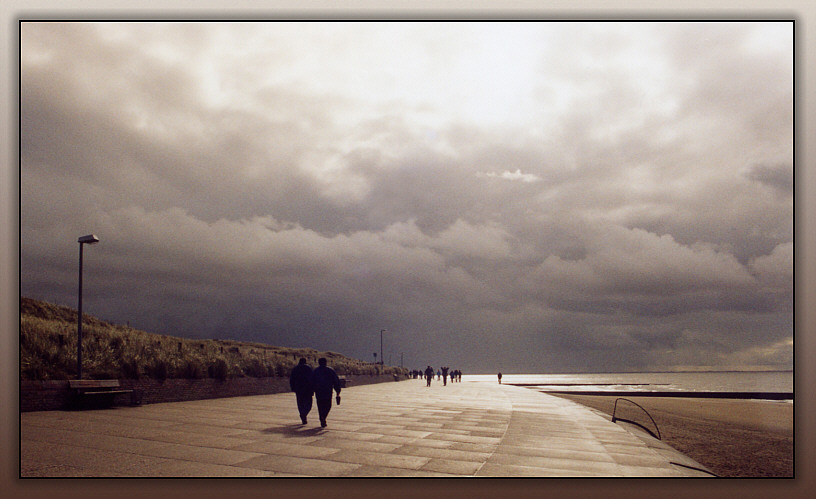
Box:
(20, 297), (403, 380)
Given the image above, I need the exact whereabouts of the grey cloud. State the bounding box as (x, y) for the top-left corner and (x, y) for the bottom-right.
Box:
(20, 22), (793, 372)
(744, 163), (794, 195)
(535, 225), (756, 295)
(749, 242), (793, 283)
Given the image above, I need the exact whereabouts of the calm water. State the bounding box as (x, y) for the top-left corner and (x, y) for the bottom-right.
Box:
(464, 371), (793, 395)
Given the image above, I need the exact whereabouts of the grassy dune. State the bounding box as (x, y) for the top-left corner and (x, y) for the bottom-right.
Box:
(20, 297), (406, 381)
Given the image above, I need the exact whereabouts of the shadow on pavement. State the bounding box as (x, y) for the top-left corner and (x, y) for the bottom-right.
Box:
(263, 423), (326, 437)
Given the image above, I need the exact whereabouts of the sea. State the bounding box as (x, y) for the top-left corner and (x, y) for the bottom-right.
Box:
(464, 371), (793, 401)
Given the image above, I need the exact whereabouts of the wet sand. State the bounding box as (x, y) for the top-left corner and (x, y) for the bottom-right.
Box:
(552, 394), (793, 477)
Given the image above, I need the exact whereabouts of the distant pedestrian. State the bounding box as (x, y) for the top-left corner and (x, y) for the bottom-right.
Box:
(458, 370), (462, 382)
(437, 370), (441, 380)
(289, 358), (313, 424)
(311, 357), (342, 428)
(498, 372), (502, 384)
(441, 366), (449, 386)
(424, 365), (434, 387)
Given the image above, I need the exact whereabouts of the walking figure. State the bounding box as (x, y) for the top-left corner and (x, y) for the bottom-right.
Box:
(441, 366), (449, 386)
(424, 365), (434, 387)
(311, 357), (342, 428)
(289, 358), (313, 424)
(498, 372), (503, 384)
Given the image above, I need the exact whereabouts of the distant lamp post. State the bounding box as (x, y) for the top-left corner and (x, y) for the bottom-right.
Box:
(76, 234), (99, 379)
(380, 329), (387, 365)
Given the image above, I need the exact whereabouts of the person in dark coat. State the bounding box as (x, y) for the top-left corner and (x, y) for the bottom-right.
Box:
(424, 365), (434, 387)
(311, 357), (342, 428)
(289, 358), (314, 424)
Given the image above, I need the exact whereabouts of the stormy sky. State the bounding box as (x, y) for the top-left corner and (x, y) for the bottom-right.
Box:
(20, 21), (793, 373)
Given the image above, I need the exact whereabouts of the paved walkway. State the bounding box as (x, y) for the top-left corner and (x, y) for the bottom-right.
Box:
(20, 379), (713, 477)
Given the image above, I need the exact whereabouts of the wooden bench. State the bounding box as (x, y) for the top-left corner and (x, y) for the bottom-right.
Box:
(69, 379), (139, 409)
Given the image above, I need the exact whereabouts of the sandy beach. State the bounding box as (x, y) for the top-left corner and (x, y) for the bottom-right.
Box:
(552, 394), (793, 477)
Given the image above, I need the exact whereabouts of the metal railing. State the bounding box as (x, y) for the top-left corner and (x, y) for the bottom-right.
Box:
(611, 397), (661, 440)
(610, 397), (719, 476)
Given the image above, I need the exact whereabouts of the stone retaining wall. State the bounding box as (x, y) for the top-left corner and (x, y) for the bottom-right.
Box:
(20, 374), (407, 412)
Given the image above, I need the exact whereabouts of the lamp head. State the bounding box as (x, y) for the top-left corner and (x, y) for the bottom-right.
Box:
(78, 234), (99, 244)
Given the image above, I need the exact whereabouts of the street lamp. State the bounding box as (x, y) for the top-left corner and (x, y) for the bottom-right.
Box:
(380, 329), (387, 365)
(77, 234), (99, 379)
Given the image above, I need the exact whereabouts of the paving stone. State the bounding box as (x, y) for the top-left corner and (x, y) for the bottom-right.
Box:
(372, 434), (418, 445)
(401, 437), (458, 449)
(307, 429), (387, 442)
(322, 449), (431, 469)
(608, 452), (676, 468)
(309, 437), (402, 453)
(20, 380), (713, 477)
(231, 440), (342, 458)
(420, 458), (483, 475)
(476, 462), (619, 477)
(615, 464), (688, 477)
(22, 440), (183, 477)
(129, 459), (279, 477)
(404, 425), (465, 434)
(161, 422), (254, 437)
(503, 447), (616, 464)
(394, 444), (491, 462)
(356, 426), (433, 438)
(486, 452), (623, 475)
(142, 442), (267, 466)
(232, 454), (360, 476)
(446, 441), (499, 453)
(344, 465), (459, 477)
(422, 432), (501, 445)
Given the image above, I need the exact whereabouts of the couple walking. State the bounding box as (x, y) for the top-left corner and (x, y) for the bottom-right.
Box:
(289, 357), (342, 428)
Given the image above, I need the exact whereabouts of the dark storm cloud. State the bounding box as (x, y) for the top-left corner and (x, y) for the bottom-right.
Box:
(20, 22), (793, 372)
(744, 163), (795, 195)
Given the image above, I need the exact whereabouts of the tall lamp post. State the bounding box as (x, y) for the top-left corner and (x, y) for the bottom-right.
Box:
(380, 329), (387, 365)
(77, 234), (99, 379)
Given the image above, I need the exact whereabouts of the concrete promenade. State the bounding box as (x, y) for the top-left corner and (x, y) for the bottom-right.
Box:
(20, 378), (713, 477)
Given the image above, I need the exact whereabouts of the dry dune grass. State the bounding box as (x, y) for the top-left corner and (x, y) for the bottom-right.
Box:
(20, 297), (406, 381)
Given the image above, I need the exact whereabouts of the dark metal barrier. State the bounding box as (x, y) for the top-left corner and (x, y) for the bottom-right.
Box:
(612, 397), (661, 440)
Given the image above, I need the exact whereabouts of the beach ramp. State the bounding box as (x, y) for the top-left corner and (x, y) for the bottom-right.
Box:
(20, 379), (712, 477)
